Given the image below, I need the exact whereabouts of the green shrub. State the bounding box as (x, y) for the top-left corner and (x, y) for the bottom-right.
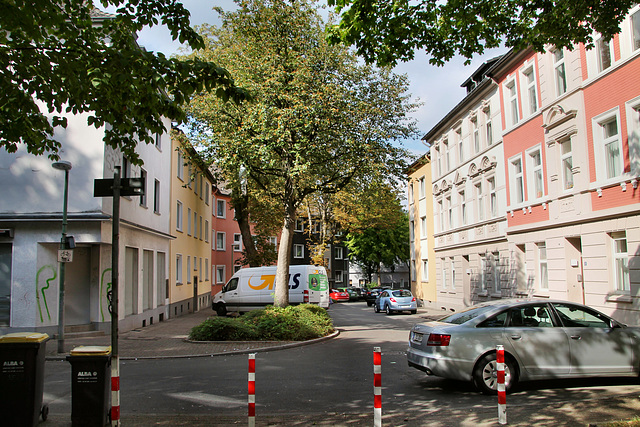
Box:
(188, 304), (334, 341)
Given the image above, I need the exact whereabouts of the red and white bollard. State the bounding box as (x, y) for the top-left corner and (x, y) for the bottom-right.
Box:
(496, 345), (507, 425)
(248, 353), (256, 427)
(111, 356), (120, 426)
(373, 346), (382, 427)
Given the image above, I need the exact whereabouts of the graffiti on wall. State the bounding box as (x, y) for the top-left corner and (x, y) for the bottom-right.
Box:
(100, 268), (112, 322)
(36, 265), (57, 323)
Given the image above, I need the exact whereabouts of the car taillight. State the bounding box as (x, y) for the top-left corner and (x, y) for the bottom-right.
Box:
(411, 297), (416, 302)
(389, 298), (396, 302)
(427, 333), (451, 346)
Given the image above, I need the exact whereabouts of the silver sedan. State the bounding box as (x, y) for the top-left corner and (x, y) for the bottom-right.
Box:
(407, 299), (640, 394)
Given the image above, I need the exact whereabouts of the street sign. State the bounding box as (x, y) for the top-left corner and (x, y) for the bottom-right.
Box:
(94, 178), (145, 197)
(58, 249), (73, 263)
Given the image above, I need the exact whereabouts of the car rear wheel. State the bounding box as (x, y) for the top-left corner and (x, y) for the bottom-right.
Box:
(410, 309), (417, 314)
(385, 305), (393, 315)
(473, 353), (518, 395)
(374, 303), (380, 313)
(214, 303), (227, 317)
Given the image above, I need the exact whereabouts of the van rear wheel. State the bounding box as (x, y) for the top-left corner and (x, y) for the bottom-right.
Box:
(215, 303), (227, 317)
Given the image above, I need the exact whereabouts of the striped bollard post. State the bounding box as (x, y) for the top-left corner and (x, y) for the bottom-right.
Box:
(496, 345), (507, 425)
(111, 356), (120, 426)
(373, 346), (382, 427)
(248, 353), (256, 427)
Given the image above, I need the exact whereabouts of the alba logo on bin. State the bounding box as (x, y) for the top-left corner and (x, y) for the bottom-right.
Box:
(248, 273), (301, 291)
(78, 371), (98, 378)
(3, 361), (23, 367)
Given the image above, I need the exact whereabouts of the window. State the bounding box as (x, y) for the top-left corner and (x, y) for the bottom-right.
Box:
(186, 256), (191, 283)
(204, 220), (209, 242)
(216, 232), (226, 251)
(459, 191), (467, 225)
(527, 148), (544, 199)
(560, 139), (574, 190)
(294, 244), (304, 259)
(335, 247), (343, 259)
(139, 169), (147, 207)
(409, 220), (415, 241)
(438, 200), (444, 232)
(187, 165), (193, 189)
(596, 37), (613, 72)
(176, 201), (183, 231)
(216, 266), (225, 284)
(217, 199), (226, 218)
(441, 259), (447, 289)
(475, 182), (484, 221)
(176, 254), (183, 284)
(633, 9), (640, 51)
(420, 216), (427, 238)
(488, 177), (497, 217)
(233, 234), (242, 252)
(506, 80), (519, 126)
(335, 270), (343, 283)
(177, 151), (184, 180)
(155, 133), (162, 149)
(553, 48), (567, 96)
(552, 303), (611, 328)
(122, 156), (131, 178)
(472, 118), (480, 153)
(485, 108), (493, 146)
(443, 139), (450, 172)
(538, 243), (548, 291)
(268, 236), (277, 249)
(204, 258), (209, 281)
(409, 182), (414, 202)
(612, 232), (630, 292)
(435, 146), (442, 176)
(480, 255), (487, 291)
(205, 182), (210, 205)
(446, 196), (452, 228)
(193, 211), (198, 239)
(422, 260), (429, 281)
(187, 208), (192, 236)
(595, 114), (623, 180)
(492, 252), (500, 293)
(523, 66), (538, 115)
(153, 179), (160, 213)
(199, 215), (203, 240)
(295, 219), (304, 232)
(450, 257), (456, 290)
(457, 128), (464, 163)
(419, 176), (426, 198)
(199, 175), (203, 199)
(510, 157), (524, 204)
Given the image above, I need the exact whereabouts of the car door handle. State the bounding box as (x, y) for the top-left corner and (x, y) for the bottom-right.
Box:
(570, 335), (581, 340)
(510, 334), (522, 340)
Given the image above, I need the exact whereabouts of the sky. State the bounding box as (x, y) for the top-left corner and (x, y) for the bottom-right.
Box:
(103, 1), (508, 157)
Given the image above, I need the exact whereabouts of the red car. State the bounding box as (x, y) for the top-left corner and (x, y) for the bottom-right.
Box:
(329, 289), (349, 302)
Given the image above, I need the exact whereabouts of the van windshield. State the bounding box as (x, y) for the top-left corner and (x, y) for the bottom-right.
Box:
(224, 278), (239, 293)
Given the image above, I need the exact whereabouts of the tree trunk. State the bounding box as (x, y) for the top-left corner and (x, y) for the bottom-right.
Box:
(274, 204), (296, 307)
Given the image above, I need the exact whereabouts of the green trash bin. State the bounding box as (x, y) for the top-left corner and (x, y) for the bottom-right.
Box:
(0, 332), (50, 426)
(66, 346), (112, 427)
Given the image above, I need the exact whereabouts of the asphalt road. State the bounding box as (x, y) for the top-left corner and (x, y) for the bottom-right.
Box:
(40, 302), (640, 426)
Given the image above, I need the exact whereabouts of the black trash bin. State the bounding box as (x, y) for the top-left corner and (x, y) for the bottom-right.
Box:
(0, 332), (50, 427)
(66, 346), (112, 427)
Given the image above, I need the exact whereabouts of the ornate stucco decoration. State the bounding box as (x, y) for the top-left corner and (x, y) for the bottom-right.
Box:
(480, 155), (497, 172)
(542, 105), (577, 133)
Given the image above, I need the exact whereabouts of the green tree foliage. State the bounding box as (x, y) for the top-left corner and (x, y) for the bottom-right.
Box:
(183, 0), (419, 306)
(327, 0), (636, 66)
(0, 0), (248, 164)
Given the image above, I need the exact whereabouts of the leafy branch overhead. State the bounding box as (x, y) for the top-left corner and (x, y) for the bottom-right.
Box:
(327, 0), (637, 66)
(0, 0), (249, 164)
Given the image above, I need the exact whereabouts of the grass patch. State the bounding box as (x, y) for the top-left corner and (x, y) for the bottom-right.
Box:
(189, 304), (334, 341)
(601, 418), (640, 427)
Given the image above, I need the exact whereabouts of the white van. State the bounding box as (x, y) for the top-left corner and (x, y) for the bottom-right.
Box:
(211, 265), (330, 316)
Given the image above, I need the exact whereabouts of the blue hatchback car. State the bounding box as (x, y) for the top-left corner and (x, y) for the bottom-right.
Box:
(374, 289), (417, 315)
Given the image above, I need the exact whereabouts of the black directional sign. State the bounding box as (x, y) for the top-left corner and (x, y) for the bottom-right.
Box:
(94, 177), (145, 197)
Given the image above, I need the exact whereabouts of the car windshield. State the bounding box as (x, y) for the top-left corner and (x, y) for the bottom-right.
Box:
(439, 305), (497, 325)
(392, 290), (412, 298)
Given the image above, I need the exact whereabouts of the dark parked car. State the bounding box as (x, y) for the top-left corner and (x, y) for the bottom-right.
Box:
(364, 288), (387, 306)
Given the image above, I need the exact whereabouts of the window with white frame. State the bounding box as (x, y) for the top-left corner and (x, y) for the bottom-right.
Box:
(438, 200), (444, 232)
(443, 139), (450, 172)
(594, 112), (623, 180)
(596, 37), (613, 72)
(506, 79), (519, 126)
(216, 266), (225, 284)
(612, 232), (630, 292)
(537, 242), (548, 291)
(632, 8), (640, 51)
(140, 169), (147, 207)
(435, 146), (442, 176)
(205, 182), (210, 205)
(522, 66), (538, 115)
(187, 208), (192, 235)
(485, 108), (493, 146)
(409, 220), (415, 241)
(176, 254), (183, 284)
(422, 259), (429, 281)
(217, 199), (226, 218)
(492, 252), (500, 293)
(186, 256), (191, 283)
(419, 176), (425, 198)
(177, 151), (184, 181)
(216, 232), (225, 251)
(294, 244), (304, 259)
(295, 219), (304, 232)
(450, 257), (456, 290)
(335, 246), (343, 259)
(176, 201), (183, 231)
(441, 259), (447, 289)
(193, 211), (198, 238)
(527, 147), (544, 199)
(626, 99), (640, 177)
(233, 234), (242, 252)
(446, 196), (452, 228)
(560, 139), (574, 190)
(456, 128), (464, 163)
(488, 177), (497, 217)
(205, 258), (209, 281)
(268, 236), (277, 249)
(475, 181), (484, 221)
(420, 216), (427, 238)
(472, 118), (480, 153)
(459, 190), (467, 225)
(153, 179), (160, 213)
(553, 48), (567, 96)
(510, 157), (525, 204)
(480, 254), (487, 291)
(204, 220), (209, 242)
(409, 182), (414, 202)
(335, 270), (343, 283)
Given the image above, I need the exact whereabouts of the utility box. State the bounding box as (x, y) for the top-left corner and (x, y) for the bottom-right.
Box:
(67, 346), (112, 427)
(0, 332), (50, 426)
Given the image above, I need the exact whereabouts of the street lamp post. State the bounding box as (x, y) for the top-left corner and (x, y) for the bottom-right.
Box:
(52, 160), (72, 354)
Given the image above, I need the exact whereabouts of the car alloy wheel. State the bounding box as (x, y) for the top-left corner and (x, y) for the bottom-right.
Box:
(385, 305), (392, 315)
(473, 353), (518, 395)
(374, 303), (380, 313)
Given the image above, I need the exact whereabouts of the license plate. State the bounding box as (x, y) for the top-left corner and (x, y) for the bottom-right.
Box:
(411, 332), (423, 343)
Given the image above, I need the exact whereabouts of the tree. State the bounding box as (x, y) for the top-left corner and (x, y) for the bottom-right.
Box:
(184, 0), (419, 307)
(327, 0), (636, 66)
(1, 0), (248, 164)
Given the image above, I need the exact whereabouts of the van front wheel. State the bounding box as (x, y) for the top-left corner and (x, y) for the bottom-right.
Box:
(215, 303), (227, 317)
